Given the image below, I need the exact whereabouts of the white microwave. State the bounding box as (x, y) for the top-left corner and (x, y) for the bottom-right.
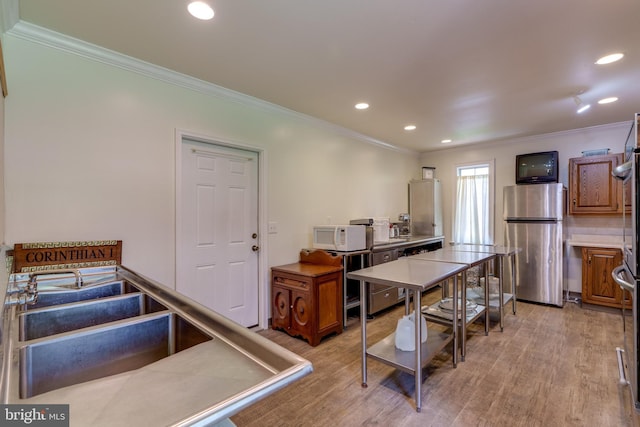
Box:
(312, 225), (366, 252)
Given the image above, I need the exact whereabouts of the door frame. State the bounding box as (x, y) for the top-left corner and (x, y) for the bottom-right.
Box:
(175, 128), (269, 329)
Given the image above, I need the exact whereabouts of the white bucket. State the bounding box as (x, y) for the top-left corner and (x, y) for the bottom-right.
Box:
(394, 312), (427, 351)
(479, 276), (500, 295)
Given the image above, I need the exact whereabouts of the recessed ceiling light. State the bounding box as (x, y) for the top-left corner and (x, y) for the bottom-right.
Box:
(188, 2), (214, 20)
(355, 103), (369, 110)
(441, 139), (452, 144)
(577, 104), (591, 113)
(404, 125), (417, 131)
(574, 95), (590, 113)
(596, 53), (624, 65)
(598, 97), (619, 104)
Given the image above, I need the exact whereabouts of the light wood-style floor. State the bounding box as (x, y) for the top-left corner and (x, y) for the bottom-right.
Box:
(231, 289), (640, 427)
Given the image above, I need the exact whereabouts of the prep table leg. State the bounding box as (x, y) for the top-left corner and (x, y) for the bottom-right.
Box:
(452, 275), (458, 368)
(511, 253), (517, 314)
(461, 270), (467, 362)
(414, 288), (422, 412)
(498, 256), (504, 331)
(343, 254), (348, 329)
(484, 261), (489, 336)
(405, 286), (411, 315)
(360, 280), (368, 388)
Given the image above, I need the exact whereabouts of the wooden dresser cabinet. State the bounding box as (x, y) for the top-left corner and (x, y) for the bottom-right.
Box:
(569, 153), (626, 215)
(271, 250), (343, 346)
(581, 247), (630, 308)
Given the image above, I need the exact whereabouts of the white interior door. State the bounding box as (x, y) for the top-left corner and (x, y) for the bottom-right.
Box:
(177, 138), (259, 327)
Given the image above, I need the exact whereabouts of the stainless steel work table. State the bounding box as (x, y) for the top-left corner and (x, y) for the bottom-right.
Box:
(448, 244), (520, 331)
(409, 249), (495, 361)
(347, 257), (467, 412)
(326, 235), (445, 328)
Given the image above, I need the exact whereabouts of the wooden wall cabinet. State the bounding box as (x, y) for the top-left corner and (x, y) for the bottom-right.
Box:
(581, 247), (629, 308)
(271, 250), (343, 346)
(569, 153), (624, 215)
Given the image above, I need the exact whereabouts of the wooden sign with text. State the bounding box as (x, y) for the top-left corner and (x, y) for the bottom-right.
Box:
(12, 240), (122, 273)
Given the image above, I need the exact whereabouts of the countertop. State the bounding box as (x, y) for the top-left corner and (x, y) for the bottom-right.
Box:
(566, 234), (628, 249)
(371, 235), (444, 252)
(347, 256), (465, 291)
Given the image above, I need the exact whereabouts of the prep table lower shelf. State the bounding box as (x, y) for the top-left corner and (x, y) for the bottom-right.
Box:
(422, 301), (487, 324)
(465, 287), (514, 310)
(366, 330), (454, 375)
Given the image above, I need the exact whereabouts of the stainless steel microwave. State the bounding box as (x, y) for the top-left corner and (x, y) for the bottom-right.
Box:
(312, 225), (366, 252)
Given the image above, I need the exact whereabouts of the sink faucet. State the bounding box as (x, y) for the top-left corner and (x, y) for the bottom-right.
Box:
(6, 269), (83, 306)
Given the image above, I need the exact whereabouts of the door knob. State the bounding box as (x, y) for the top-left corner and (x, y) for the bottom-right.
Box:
(252, 245), (260, 252)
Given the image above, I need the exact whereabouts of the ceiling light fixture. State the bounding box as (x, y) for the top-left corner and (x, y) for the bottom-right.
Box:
(355, 103), (369, 110)
(404, 125), (417, 131)
(574, 96), (590, 114)
(188, 2), (214, 20)
(441, 139), (452, 144)
(596, 53), (624, 65)
(598, 97), (618, 104)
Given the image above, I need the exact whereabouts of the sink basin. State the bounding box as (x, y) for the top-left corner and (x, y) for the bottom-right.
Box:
(20, 311), (211, 398)
(26, 280), (138, 309)
(19, 291), (167, 340)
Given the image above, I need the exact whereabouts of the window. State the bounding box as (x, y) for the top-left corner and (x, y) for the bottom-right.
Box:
(453, 161), (494, 245)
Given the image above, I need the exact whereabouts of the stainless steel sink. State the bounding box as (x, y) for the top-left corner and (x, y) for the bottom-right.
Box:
(20, 311), (211, 398)
(1, 266), (313, 426)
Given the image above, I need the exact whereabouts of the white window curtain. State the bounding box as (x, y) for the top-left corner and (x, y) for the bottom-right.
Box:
(454, 173), (490, 244)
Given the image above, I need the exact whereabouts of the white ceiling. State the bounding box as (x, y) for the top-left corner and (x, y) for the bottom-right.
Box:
(14, 0), (640, 152)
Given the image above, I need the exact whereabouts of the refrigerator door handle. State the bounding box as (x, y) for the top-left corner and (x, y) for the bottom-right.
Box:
(612, 264), (634, 293)
(613, 160), (632, 181)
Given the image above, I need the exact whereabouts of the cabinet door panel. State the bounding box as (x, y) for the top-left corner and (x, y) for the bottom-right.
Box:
(582, 247), (623, 307)
(569, 154), (621, 215)
(271, 285), (290, 330)
(292, 291), (312, 330)
(317, 273), (340, 331)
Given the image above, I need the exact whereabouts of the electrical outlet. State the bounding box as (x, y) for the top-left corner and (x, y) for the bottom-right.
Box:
(268, 222), (278, 234)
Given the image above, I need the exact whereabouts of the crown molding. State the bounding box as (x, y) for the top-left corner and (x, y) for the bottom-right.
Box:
(425, 120), (632, 154)
(0, 0), (18, 34)
(7, 20), (412, 154)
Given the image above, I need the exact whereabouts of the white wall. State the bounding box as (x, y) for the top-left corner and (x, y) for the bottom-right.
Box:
(3, 31), (420, 287)
(420, 122), (633, 292)
(5, 25), (633, 300)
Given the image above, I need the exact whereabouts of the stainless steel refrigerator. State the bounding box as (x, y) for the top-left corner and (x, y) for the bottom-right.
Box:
(503, 183), (566, 307)
(409, 179), (443, 237)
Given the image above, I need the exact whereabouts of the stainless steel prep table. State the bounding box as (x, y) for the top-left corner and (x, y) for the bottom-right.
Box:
(328, 235), (444, 327)
(410, 249), (495, 360)
(347, 257), (466, 412)
(448, 244), (520, 331)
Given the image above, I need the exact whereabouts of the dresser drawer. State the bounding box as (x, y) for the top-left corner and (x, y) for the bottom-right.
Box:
(368, 287), (402, 313)
(272, 272), (311, 291)
(372, 249), (398, 265)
